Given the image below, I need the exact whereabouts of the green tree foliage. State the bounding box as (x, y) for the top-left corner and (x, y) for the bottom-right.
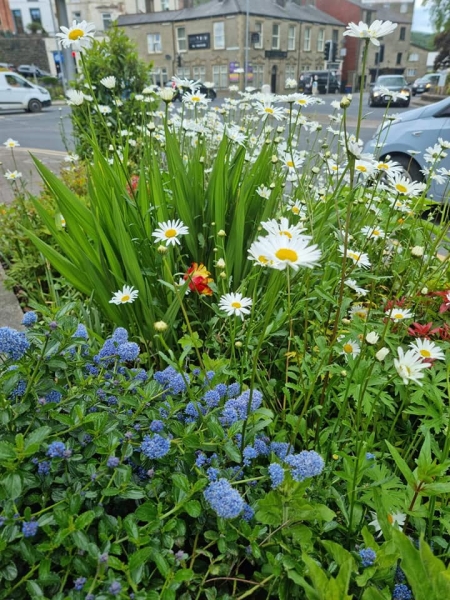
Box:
(433, 30), (450, 69)
(71, 25), (153, 158)
(423, 0), (450, 32)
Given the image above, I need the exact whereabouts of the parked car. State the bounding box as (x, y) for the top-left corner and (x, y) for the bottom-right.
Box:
(298, 71), (340, 94)
(0, 62), (17, 72)
(165, 80), (217, 101)
(368, 75), (411, 107)
(0, 71), (51, 112)
(411, 73), (440, 96)
(17, 64), (52, 78)
(364, 96), (450, 201)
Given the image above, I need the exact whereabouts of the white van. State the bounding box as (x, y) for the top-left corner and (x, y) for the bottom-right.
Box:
(0, 71), (51, 113)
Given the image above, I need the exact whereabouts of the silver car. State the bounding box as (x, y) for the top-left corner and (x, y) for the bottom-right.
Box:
(365, 97), (450, 201)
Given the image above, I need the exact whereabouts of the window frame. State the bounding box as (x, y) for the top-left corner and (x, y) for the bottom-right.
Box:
(29, 8), (41, 23)
(147, 32), (162, 54)
(285, 64), (296, 86)
(317, 28), (324, 52)
(303, 26), (311, 51)
(176, 26), (187, 52)
(102, 12), (112, 30)
(12, 9), (24, 34)
(288, 25), (296, 51)
(213, 21), (225, 50)
(396, 52), (403, 65)
(254, 22), (263, 49)
(272, 23), (280, 50)
(399, 26), (406, 41)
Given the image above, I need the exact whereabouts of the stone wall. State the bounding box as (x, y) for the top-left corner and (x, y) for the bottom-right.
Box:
(0, 35), (50, 70)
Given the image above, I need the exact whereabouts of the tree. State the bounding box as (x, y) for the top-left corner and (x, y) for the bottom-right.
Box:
(433, 30), (450, 70)
(423, 0), (450, 32)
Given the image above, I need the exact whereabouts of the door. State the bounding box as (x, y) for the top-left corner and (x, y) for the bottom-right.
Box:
(271, 65), (277, 94)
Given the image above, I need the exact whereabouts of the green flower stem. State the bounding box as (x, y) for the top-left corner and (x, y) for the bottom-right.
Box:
(355, 39), (369, 142)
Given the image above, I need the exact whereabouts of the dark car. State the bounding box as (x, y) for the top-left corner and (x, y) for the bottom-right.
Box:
(368, 75), (411, 107)
(17, 65), (52, 78)
(298, 71), (340, 94)
(411, 73), (440, 96)
(165, 80), (217, 101)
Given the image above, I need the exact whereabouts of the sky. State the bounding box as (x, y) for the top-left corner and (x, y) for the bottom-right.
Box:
(412, 0), (434, 33)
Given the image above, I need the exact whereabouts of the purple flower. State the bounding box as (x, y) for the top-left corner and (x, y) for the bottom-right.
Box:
(0, 327), (30, 359)
(37, 461), (51, 476)
(149, 420), (164, 433)
(22, 312), (37, 327)
(203, 478), (244, 518)
(73, 576), (86, 590)
(107, 456), (120, 468)
(392, 584), (413, 600)
(140, 434), (170, 459)
(284, 450), (324, 482)
(47, 441), (66, 458)
(268, 463), (284, 488)
(22, 521), (39, 537)
(108, 581), (122, 595)
(117, 342), (140, 362)
(72, 324), (88, 339)
(359, 547), (376, 567)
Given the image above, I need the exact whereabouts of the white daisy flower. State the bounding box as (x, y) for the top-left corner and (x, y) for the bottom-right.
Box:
(394, 347), (431, 385)
(172, 76), (201, 92)
(261, 217), (307, 240)
(218, 292), (253, 320)
(349, 304), (369, 320)
(97, 105), (112, 115)
(343, 20), (398, 46)
(344, 278), (368, 296)
(385, 308), (414, 321)
(355, 159), (376, 177)
(183, 91), (210, 106)
(100, 76), (116, 89)
(3, 138), (19, 148)
(66, 90), (85, 106)
(64, 153), (80, 163)
(365, 331), (380, 344)
(151, 219), (189, 246)
(56, 20), (96, 52)
(376, 160), (404, 176)
(254, 99), (286, 121)
(4, 170), (22, 180)
(109, 284), (139, 305)
(288, 200), (307, 217)
(339, 245), (371, 268)
(387, 173), (426, 197)
(369, 511), (406, 537)
(361, 225), (385, 240)
(285, 78), (298, 89)
(409, 338), (445, 361)
(248, 233), (321, 271)
(256, 185), (271, 199)
(341, 339), (361, 358)
(375, 347), (390, 361)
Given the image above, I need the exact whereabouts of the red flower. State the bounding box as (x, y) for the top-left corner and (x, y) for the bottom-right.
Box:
(407, 322), (440, 339)
(183, 263), (214, 296)
(126, 175), (140, 196)
(384, 296), (408, 312)
(433, 290), (450, 314)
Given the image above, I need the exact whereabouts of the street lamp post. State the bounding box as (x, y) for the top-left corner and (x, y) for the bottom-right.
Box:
(244, 0), (249, 89)
(54, 0), (77, 83)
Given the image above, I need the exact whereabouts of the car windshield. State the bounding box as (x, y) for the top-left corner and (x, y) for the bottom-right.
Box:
(376, 77), (406, 87)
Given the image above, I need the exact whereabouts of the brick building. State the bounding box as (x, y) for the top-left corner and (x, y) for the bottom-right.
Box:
(0, 0), (14, 33)
(314, 0), (414, 90)
(118, 0), (345, 92)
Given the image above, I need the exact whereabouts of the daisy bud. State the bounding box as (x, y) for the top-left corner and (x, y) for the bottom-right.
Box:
(340, 96), (352, 109)
(342, 318), (351, 325)
(277, 126), (284, 133)
(421, 287), (428, 295)
(217, 230), (226, 237)
(154, 320), (168, 332)
(341, 370), (347, 376)
(235, 341), (243, 348)
(269, 182), (276, 189)
(375, 347), (390, 361)
(199, 156), (205, 163)
(312, 167), (320, 174)
(366, 331), (380, 345)
(215, 258), (226, 268)
(157, 245), (168, 254)
(332, 454), (339, 460)
(147, 122), (156, 131)
(411, 246), (424, 257)
(219, 271), (227, 279)
(271, 155), (278, 163)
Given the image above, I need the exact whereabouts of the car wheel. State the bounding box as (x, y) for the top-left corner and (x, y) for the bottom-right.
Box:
(27, 99), (42, 113)
(210, 91), (217, 100)
(387, 153), (424, 183)
(368, 96), (373, 107)
(404, 99), (410, 107)
(412, 91), (416, 96)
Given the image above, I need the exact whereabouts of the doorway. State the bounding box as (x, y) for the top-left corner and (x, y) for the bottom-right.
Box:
(271, 65), (277, 93)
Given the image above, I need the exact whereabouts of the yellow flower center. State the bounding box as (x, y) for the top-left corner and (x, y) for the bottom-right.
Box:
(420, 349), (431, 358)
(165, 228), (177, 238)
(191, 96), (200, 102)
(286, 160), (294, 168)
(265, 107), (274, 114)
(258, 255), (269, 264)
(231, 301), (242, 309)
(356, 165), (367, 172)
(378, 163), (389, 170)
(121, 295), (130, 302)
(292, 206), (300, 214)
(373, 229), (380, 235)
(387, 514), (394, 524)
(68, 28), (85, 40)
(343, 343), (353, 353)
(280, 230), (292, 238)
(395, 183), (408, 194)
(393, 313), (404, 319)
(348, 251), (361, 261)
(275, 248), (298, 262)
(355, 311), (367, 319)
(297, 99), (307, 105)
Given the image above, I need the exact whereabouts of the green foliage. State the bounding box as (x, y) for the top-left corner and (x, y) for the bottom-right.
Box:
(410, 31), (435, 50)
(70, 25), (155, 158)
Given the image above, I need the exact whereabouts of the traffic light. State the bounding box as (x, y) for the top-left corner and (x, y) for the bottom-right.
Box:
(331, 42), (338, 62)
(324, 41), (331, 61)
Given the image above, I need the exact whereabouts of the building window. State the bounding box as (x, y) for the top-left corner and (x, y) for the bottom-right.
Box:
(254, 22), (263, 49)
(253, 64), (264, 88)
(176, 66), (191, 78)
(332, 29), (339, 43)
(407, 68), (417, 77)
(102, 13), (112, 30)
(303, 27), (311, 51)
(400, 3), (407, 13)
(147, 33), (162, 53)
(161, 0), (170, 9)
(12, 9), (23, 33)
(287, 25), (296, 51)
(177, 27), (186, 52)
(72, 11), (82, 20)
(408, 53), (419, 62)
(399, 26), (406, 41)
(285, 64), (296, 86)
(149, 67), (168, 85)
(396, 52), (402, 65)
(214, 22), (225, 49)
(212, 64), (227, 88)
(29, 8), (41, 23)
(193, 66), (206, 81)
(272, 24), (280, 49)
(317, 28), (324, 52)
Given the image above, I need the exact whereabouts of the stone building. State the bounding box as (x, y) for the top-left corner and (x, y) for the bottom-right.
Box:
(314, 0), (414, 89)
(117, 0), (345, 93)
(0, 0), (14, 33)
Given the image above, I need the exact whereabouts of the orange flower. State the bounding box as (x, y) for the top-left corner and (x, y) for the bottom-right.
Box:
(184, 262), (214, 296)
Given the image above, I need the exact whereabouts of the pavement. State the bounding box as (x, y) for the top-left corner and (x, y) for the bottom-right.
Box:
(0, 92), (446, 331)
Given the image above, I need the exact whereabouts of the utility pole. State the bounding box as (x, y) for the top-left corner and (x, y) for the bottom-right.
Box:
(244, 0), (249, 89)
(54, 0), (77, 83)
